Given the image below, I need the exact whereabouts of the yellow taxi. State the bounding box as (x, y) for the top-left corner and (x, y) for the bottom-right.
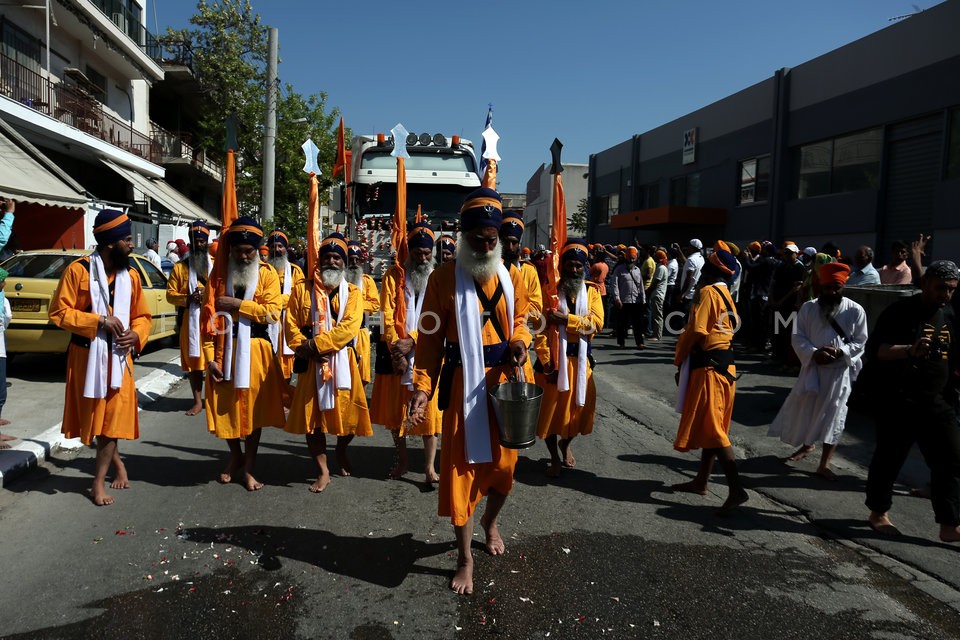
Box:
(0, 249), (178, 354)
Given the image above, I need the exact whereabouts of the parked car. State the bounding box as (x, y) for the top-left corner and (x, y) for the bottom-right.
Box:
(0, 249), (178, 354)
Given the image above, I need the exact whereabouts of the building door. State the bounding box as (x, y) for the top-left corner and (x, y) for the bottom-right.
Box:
(880, 115), (941, 260)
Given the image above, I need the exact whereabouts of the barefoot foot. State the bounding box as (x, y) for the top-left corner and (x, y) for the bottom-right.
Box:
(671, 480), (708, 496)
(309, 474), (330, 493)
(815, 467), (838, 481)
(425, 470), (440, 484)
(184, 404), (203, 417)
(388, 461), (408, 480)
(480, 515), (506, 556)
(546, 461), (561, 478)
(450, 559), (474, 594)
(244, 473), (264, 491)
(939, 525), (960, 543)
(90, 488), (114, 506)
(787, 445), (815, 462)
(110, 471), (130, 490)
(868, 512), (901, 536)
(718, 488), (749, 515)
(336, 450), (352, 477)
(218, 459), (241, 485)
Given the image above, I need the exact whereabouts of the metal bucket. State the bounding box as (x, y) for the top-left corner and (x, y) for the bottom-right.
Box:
(489, 369), (543, 450)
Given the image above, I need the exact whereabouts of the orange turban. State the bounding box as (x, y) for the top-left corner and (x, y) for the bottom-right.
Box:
(654, 249), (667, 265)
(818, 262), (851, 286)
(626, 247), (638, 260)
(748, 241), (761, 254)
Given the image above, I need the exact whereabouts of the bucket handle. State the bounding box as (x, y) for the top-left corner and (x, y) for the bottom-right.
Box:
(513, 366), (528, 400)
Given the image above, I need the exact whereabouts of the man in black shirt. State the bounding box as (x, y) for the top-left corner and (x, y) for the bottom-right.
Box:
(864, 260), (960, 541)
(768, 243), (806, 364)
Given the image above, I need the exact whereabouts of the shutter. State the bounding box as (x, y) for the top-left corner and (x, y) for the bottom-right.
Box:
(882, 117), (942, 257)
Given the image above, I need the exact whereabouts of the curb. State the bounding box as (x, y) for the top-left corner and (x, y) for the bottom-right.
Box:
(0, 355), (185, 488)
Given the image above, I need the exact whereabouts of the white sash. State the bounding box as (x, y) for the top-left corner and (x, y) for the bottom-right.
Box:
(223, 267), (257, 388)
(454, 263), (514, 464)
(401, 277), (427, 390)
(558, 281), (589, 407)
(187, 260), (212, 359)
(83, 253), (131, 398)
(268, 261), (295, 357)
(314, 278), (350, 411)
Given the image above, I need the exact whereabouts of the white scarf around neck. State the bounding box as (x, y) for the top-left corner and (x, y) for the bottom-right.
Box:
(223, 266), (257, 388)
(83, 252), (131, 399)
(268, 261), (295, 357)
(314, 278), (350, 411)
(401, 277), (427, 390)
(187, 259), (213, 359)
(558, 280), (589, 407)
(454, 263), (514, 464)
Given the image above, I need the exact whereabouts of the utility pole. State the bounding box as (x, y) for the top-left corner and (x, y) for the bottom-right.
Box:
(261, 27), (278, 222)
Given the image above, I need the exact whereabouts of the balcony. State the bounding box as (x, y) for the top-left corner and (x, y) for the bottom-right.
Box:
(87, 0), (163, 61)
(151, 124), (224, 183)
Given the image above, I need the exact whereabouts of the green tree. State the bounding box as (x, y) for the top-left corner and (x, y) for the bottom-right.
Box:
(570, 197), (588, 235)
(166, 0), (343, 237)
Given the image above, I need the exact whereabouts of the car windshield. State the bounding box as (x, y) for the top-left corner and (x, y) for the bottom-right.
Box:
(0, 253), (85, 279)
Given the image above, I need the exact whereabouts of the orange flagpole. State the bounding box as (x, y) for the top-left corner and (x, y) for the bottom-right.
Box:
(202, 148), (239, 369)
(392, 155), (408, 338)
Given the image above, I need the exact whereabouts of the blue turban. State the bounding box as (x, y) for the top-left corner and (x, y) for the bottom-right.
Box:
(500, 211), (524, 241)
(439, 235), (457, 252)
(561, 238), (591, 268)
(320, 232), (348, 260)
(93, 209), (132, 246)
(706, 240), (739, 282)
(225, 215), (263, 247)
(407, 221), (435, 251)
(189, 219), (210, 240)
(460, 187), (502, 231)
(347, 240), (362, 259)
(267, 229), (288, 247)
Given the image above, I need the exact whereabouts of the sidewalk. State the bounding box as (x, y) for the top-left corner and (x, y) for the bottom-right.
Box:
(0, 347), (184, 487)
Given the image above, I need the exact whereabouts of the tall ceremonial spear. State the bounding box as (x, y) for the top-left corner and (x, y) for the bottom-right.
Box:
(543, 138), (567, 370)
(480, 121), (500, 189)
(201, 117), (240, 370)
(302, 136), (331, 381)
(390, 123), (410, 339)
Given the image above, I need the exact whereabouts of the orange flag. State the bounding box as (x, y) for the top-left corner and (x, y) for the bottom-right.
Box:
(201, 149), (239, 368)
(415, 204), (422, 224)
(332, 117), (347, 178)
(543, 139), (567, 368)
(392, 155), (408, 338)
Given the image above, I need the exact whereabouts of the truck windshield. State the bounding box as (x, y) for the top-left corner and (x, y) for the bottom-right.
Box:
(360, 149), (476, 173)
(355, 183), (473, 220)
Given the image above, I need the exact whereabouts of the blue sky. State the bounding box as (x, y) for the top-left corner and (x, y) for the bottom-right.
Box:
(151, 0), (939, 193)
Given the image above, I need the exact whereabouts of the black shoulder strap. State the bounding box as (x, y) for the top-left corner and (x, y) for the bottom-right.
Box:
(829, 317), (851, 344)
(474, 279), (507, 342)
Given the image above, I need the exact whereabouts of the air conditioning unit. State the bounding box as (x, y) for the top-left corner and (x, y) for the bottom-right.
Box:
(111, 13), (128, 34)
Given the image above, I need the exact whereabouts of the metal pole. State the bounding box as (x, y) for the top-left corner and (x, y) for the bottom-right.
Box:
(261, 27), (278, 222)
(45, 0), (50, 75)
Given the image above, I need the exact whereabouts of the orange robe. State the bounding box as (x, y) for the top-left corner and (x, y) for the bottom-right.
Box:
(204, 264), (287, 439)
(166, 259), (214, 372)
(370, 265), (441, 436)
(518, 261), (542, 382)
(355, 273), (380, 385)
(673, 284), (738, 452)
(413, 262), (531, 527)
(49, 258), (152, 445)
(533, 282), (604, 439)
(275, 262), (306, 380)
(283, 279), (372, 437)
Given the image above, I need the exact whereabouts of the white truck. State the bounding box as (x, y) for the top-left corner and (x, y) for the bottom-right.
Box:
(349, 131), (479, 278)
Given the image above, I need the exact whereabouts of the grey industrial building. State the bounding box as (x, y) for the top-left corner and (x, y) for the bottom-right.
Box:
(587, 0), (960, 262)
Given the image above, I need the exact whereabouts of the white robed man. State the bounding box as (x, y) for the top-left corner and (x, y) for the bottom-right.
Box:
(370, 221), (443, 482)
(48, 209), (152, 505)
(166, 219), (214, 416)
(345, 240), (380, 385)
(408, 186), (533, 595)
(265, 229), (305, 382)
(768, 262), (868, 478)
(204, 216), (287, 491)
(283, 232), (372, 489)
(534, 240), (604, 477)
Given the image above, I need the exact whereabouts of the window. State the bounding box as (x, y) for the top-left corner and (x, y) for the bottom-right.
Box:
(596, 193), (619, 225)
(0, 18), (41, 70)
(85, 65), (108, 102)
(670, 173), (700, 206)
(793, 128), (881, 198)
(134, 257), (168, 289)
(640, 181), (660, 209)
(738, 156), (771, 204)
(947, 107), (960, 180)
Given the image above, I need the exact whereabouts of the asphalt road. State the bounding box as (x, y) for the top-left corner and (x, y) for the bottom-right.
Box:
(0, 333), (958, 639)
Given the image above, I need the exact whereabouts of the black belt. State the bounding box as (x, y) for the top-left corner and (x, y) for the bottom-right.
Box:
(70, 333), (99, 349)
(689, 348), (738, 383)
(438, 341), (509, 411)
(566, 341), (592, 358)
(232, 321), (271, 342)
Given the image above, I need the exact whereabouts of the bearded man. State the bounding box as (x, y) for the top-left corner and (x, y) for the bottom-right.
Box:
(768, 263), (868, 478)
(49, 209), (152, 506)
(166, 220), (214, 416)
(345, 241), (380, 385)
(408, 186), (532, 595)
(438, 234), (457, 266)
(500, 211), (543, 325)
(283, 232), (372, 491)
(671, 240), (749, 514)
(265, 229), (305, 382)
(371, 222), (443, 482)
(534, 241), (604, 477)
(204, 216), (287, 491)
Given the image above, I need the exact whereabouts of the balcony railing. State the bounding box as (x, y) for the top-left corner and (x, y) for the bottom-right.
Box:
(89, 0), (162, 61)
(151, 123), (224, 182)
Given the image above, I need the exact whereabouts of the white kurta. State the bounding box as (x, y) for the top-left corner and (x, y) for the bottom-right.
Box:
(768, 296), (868, 446)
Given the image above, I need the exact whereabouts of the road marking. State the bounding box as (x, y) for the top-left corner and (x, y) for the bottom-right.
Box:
(0, 354), (184, 487)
